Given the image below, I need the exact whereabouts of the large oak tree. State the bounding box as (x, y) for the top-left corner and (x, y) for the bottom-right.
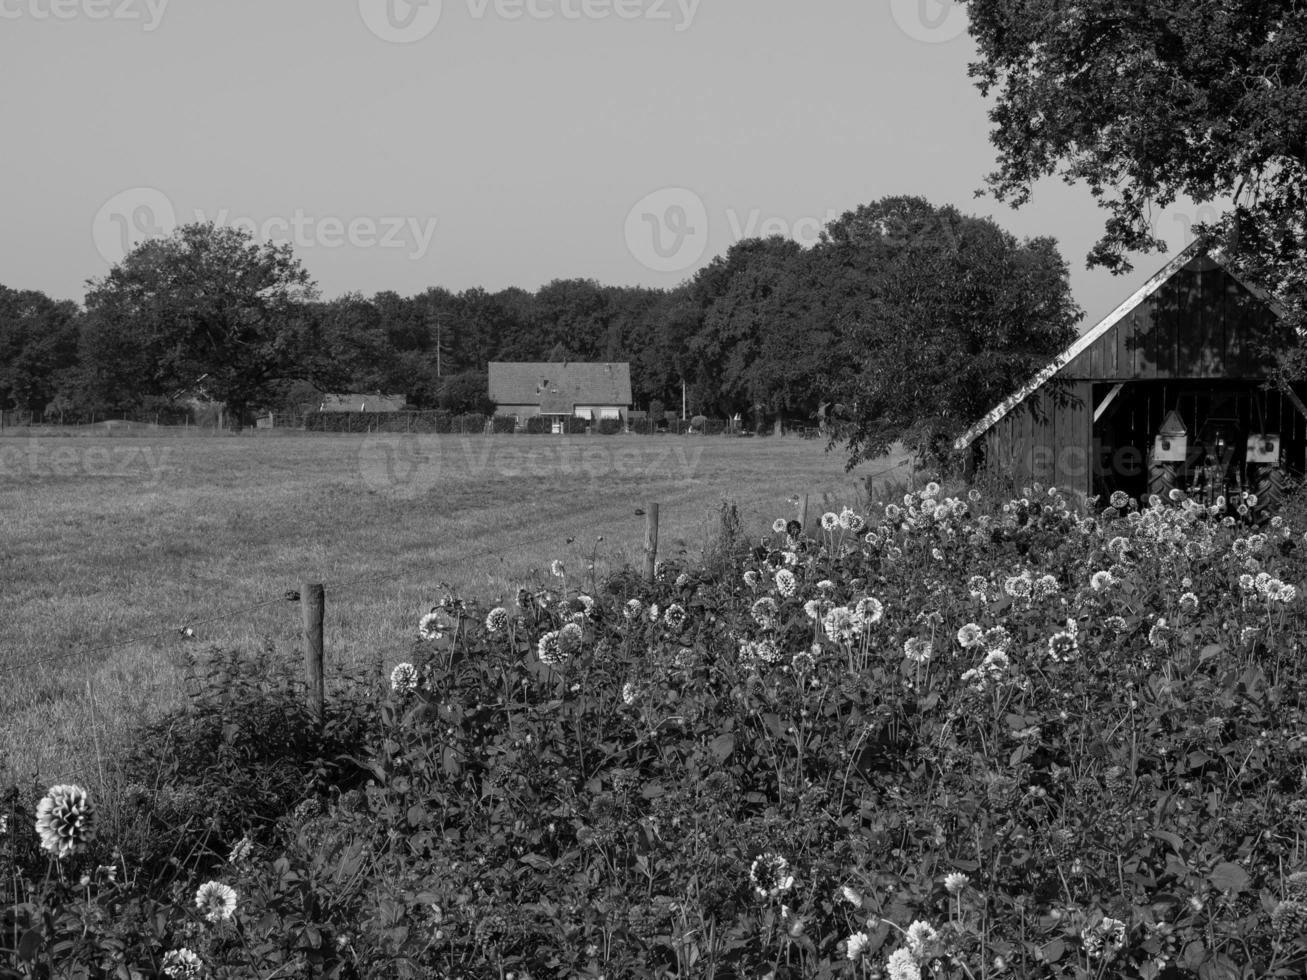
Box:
(82, 223), (320, 428)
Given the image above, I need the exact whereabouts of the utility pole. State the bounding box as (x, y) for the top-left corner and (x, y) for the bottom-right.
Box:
(427, 306), (446, 378)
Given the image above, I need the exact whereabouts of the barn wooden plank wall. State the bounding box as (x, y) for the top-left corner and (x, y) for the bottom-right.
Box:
(1062, 254), (1280, 382)
(982, 381), (1093, 495)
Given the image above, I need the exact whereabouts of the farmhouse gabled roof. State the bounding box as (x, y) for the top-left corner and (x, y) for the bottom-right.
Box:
(489, 362), (633, 408)
(539, 390), (574, 415)
(952, 240), (1286, 452)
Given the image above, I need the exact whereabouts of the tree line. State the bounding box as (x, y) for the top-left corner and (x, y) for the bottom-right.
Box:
(1, 196), (1082, 464)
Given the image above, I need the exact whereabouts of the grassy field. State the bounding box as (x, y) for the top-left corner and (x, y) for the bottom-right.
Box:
(1, 428), (910, 787)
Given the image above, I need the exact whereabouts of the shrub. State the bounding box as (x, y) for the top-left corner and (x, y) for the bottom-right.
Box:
(563, 416), (589, 435)
(451, 412), (488, 434)
(701, 497), (748, 577)
(596, 418), (622, 435)
(304, 411), (452, 433)
(524, 415), (553, 434)
(491, 414), (517, 434)
(110, 644), (379, 879)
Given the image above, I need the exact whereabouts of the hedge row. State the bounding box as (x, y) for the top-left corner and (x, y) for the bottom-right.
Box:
(2, 408), (198, 427)
(296, 411), (797, 436)
(628, 418), (765, 436)
(303, 412), (492, 434)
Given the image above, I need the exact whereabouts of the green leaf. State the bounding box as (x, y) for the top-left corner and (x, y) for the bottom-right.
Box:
(1040, 938), (1065, 963)
(1208, 862), (1250, 894)
(709, 731), (735, 762)
(1198, 643), (1225, 663)
(406, 803), (429, 828)
(1150, 829), (1185, 853)
(1198, 954), (1241, 980)
(17, 928), (41, 961)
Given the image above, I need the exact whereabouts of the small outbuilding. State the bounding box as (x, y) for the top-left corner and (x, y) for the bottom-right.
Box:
(954, 241), (1307, 508)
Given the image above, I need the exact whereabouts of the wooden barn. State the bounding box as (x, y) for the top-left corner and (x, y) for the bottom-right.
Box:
(954, 241), (1306, 507)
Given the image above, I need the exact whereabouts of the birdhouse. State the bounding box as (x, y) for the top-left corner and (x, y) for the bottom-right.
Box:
(1153, 410), (1187, 462)
(1247, 433), (1281, 464)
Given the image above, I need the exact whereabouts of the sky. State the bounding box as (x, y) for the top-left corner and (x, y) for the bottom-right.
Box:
(1, 0), (1212, 331)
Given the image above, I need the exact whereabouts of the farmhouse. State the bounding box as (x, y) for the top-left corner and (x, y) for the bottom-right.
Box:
(318, 393), (408, 413)
(488, 362), (632, 429)
(954, 241), (1307, 509)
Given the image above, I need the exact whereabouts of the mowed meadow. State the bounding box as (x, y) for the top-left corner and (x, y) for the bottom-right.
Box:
(0, 428), (900, 786)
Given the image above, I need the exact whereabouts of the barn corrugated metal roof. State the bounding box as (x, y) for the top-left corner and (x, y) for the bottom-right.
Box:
(489, 362), (633, 407)
(953, 241), (1286, 451)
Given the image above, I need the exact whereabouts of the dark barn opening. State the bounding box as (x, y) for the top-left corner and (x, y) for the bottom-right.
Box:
(1091, 381), (1307, 505)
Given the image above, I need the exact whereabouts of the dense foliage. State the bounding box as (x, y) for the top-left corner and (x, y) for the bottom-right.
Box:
(0, 286), (80, 415)
(965, 0), (1307, 364)
(6, 483), (1307, 978)
(676, 198), (1080, 464)
(817, 198), (1080, 462)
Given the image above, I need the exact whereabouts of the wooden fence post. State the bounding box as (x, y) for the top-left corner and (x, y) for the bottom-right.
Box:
(799, 494), (809, 535)
(302, 583), (325, 724)
(644, 503), (660, 583)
